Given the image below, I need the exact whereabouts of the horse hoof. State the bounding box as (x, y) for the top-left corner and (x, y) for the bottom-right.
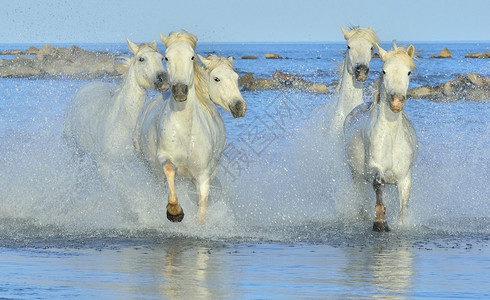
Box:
(167, 209), (184, 222)
(373, 221), (390, 232)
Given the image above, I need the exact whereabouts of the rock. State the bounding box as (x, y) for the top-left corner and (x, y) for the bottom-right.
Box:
(272, 71), (302, 86)
(465, 52), (490, 58)
(430, 48), (452, 58)
(240, 71), (328, 93)
(307, 83), (330, 94)
(265, 53), (282, 59)
(0, 44), (119, 78)
(24, 46), (39, 55)
(407, 85), (440, 99)
(241, 55), (259, 59)
(467, 73), (490, 87)
(241, 77), (282, 91)
(407, 73), (490, 102)
(238, 73), (254, 86)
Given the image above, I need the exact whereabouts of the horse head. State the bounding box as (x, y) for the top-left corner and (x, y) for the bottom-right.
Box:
(126, 39), (169, 92)
(376, 41), (416, 113)
(198, 54), (246, 118)
(160, 30), (198, 102)
(341, 26), (379, 82)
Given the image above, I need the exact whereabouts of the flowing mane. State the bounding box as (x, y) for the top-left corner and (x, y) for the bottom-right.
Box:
(194, 59), (211, 111)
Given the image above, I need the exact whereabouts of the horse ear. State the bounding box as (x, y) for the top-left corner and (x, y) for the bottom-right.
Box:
(127, 39), (138, 55)
(198, 54), (211, 68)
(407, 44), (416, 58)
(340, 26), (351, 41)
(392, 40), (398, 50)
(160, 33), (169, 48)
(151, 40), (157, 49)
(227, 56), (234, 64)
(376, 43), (388, 61)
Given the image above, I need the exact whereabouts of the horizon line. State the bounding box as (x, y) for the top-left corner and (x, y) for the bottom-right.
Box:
(0, 40), (489, 45)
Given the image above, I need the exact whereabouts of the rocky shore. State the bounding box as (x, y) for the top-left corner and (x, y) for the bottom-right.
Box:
(0, 45), (488, 101)
(408, 73), (490, 102)
(0, 44), (122, 78)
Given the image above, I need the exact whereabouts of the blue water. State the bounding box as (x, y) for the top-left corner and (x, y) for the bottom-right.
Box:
(0, 42), (489, 299)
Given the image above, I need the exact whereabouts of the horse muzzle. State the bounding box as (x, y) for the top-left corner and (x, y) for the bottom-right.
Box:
(156, 72), (170, 92)
(229, 99), (247, 118)
(389, 94), (406, 113)
(172, 83), (188, 102)
(354, 64), (369, 82)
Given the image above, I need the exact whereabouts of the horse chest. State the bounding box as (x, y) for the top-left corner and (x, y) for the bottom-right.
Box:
(161, 113), (220, 170)
(367, 125), (413, 180)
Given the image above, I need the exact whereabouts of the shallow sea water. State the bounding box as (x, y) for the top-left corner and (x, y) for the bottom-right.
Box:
(0, 42), (489, 299)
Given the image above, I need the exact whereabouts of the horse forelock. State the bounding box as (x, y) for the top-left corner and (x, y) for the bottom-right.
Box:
(205, 55), (234, 73)
(165, 30), (198, 49)
(384, 47), (417, 70)
(347, 26), (380, 45)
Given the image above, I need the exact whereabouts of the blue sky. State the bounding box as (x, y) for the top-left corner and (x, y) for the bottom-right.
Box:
(1, 0), (489, 43)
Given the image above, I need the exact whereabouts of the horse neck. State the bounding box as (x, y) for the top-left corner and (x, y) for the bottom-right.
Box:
(114, 70), (147, 123)
(336, 60), (364, 117)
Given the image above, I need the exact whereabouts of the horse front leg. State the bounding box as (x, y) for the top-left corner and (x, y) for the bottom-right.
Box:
(373, 175), (390, 232)
(195, 174), (210, 225)
(396, 175), (412, 226)
(163, 161), (184, 222)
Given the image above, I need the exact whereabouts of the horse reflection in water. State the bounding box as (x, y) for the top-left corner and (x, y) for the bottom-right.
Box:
(344, 42), (418, 231)
(134, 30), (246, 224)
(342, 239), (415, 296)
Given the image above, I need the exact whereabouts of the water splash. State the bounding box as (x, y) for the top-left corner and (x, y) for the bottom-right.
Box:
(0, 79), (488, 247)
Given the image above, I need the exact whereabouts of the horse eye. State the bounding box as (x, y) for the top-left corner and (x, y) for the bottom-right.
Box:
(214, 77), (220, 82)
(382, 70), (386, 74)
(139, 57), (145, 62)
(408, 71), (412, 76)
(371, 46), (374, 51)
(191, 56), (195, 60)
(164, 57), (168, 61)
(347, 45), (351, 50)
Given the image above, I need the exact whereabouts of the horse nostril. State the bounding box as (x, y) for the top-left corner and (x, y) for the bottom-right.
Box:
(230, 100), (246, 118)
(156, 72), (169, 91)
(354, 65), (369, 81)
(157, 72), (168, 84)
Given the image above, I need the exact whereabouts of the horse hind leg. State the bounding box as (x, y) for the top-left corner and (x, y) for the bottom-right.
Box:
(373, 175), (390, 232)
(163, 161), (184, 222)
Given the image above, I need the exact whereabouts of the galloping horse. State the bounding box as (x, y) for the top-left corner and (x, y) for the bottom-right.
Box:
(344, 42), (417, 232)
(134, 30), (245, 224)
(330, 26), (380, 134)
(64, 40), (168, 161)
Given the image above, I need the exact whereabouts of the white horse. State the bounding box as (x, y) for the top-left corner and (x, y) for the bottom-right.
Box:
(134, 30), (246, 224)
(329, 26), (380, 134)
(64, 40), (168, 161)
(198, 54), (246, 118)
(344, 42), (417, 232)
